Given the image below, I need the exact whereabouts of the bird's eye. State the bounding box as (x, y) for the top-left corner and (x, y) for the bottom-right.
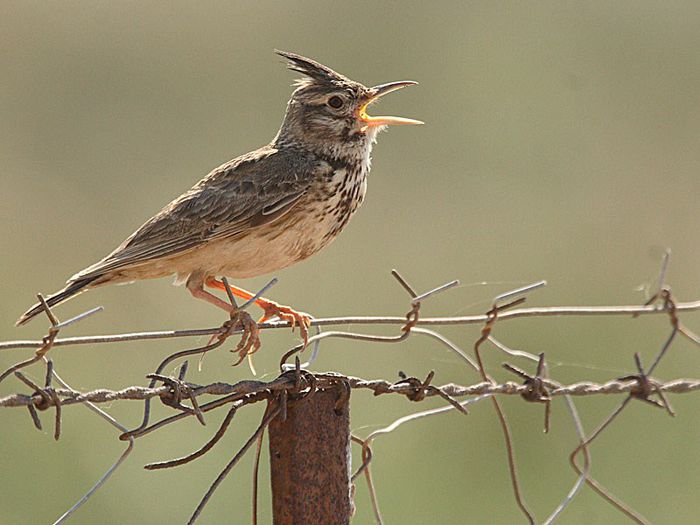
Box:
(327, 96), (344, 109)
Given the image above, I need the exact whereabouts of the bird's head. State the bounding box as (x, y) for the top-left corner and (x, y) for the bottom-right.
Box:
(274, 50), (422, 156)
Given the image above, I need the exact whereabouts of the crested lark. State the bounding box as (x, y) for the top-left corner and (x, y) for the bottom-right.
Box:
(17, 50), (422, 357)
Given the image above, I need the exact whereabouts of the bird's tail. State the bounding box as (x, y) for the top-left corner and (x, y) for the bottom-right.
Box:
(16, 276), (99, 326)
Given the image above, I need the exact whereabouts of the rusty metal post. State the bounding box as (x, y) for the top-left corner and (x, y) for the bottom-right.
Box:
(268, 384), (352, 525)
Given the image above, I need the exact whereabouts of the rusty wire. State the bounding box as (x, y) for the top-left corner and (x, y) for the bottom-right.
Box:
(3, 373), (700, 411)
(2, 263), (700, 524)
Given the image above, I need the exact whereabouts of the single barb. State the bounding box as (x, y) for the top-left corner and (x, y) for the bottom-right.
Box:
(54, 306), (104, 330)
(618, 353), (675, 416)
(503, 353), (551, 432)
(493, 280), (547, 309)
(411, 279), (460, 304)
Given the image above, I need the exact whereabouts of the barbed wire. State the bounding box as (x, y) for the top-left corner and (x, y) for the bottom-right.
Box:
(2, 254), (700, 524)
(4, 373), (700, 410)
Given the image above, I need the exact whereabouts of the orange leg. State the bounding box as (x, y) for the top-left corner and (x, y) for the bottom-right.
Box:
(205, 277), (311, 347)
(186, 273), (260, 363)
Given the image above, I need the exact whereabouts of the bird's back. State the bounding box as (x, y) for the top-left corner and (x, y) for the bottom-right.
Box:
(71, 144), (328, 283)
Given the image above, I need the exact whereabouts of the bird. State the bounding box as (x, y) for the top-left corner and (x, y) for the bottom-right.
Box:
(17, 50), (422, 359)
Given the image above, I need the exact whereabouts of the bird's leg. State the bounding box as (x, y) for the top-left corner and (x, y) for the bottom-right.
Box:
(205, 277), (311, 347)
(186, 274), (260, 362)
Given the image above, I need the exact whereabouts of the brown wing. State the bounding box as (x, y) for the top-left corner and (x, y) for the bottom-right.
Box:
(71, 145), (321, 281)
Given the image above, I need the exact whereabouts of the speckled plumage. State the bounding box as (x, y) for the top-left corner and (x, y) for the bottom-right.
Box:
(17, 51), (420, 326)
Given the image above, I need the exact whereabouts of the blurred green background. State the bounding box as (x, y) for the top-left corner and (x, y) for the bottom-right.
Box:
(2, 1), (699, 523)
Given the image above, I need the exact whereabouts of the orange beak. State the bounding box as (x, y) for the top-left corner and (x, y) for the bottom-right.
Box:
(359, 80), (424, 128)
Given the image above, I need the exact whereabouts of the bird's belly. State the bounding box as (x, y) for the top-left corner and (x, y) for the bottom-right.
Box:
(207, 224), (330, 278)
(175, 203), (358, 280)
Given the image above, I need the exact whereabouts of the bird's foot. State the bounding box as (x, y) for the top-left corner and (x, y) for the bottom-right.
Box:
(258, 300), (311, 348)
(203, 278), (311, 348)
(231, 309), (262, 365)
(212, 309), (261, 365)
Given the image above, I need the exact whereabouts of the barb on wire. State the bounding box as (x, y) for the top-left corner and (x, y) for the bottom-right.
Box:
(147, 366), (206, 425)
(411, 279), (460, 304)
(392, 370), (469, 414)
(220, 276), (239, 309)
(492, 280), (547, 309)
(54, 306), (103, 330)
(634, 249), (671, 318)
(26, 401), (42, 430)
(13, 368), (62, 440)
(503, 353), (551, 433)
(633, 252), (700, 349)
(240, 277), (279, 311)
(619, 353), (675, 416)
(390, 268), (416, 295)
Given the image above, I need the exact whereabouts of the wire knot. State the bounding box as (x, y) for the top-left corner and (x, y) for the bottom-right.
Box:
(394, 370), (435, 402)
(146, 372), (206, 425)
(281, 356), (318, 401)
(31, 385), (57, 411)
(503, 353), (551, 432)
(401, 302), (421, 333)
(618, 353), (675, 417)
(13, 360), (63, 439)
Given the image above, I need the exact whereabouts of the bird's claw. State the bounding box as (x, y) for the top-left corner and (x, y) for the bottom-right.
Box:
(209, 309), (261, 365)
(258, 301), (311, 348)
(206, 300), (309, 365)
(230, 309), (262, 365)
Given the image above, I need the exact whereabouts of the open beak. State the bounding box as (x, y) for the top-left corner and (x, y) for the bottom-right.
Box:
(359, 80), (424, 128)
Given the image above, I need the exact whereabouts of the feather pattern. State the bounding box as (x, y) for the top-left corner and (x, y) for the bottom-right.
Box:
(72, 146), (319, 281)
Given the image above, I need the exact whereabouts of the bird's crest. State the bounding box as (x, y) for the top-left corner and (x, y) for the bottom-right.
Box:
(275, 50), (354, 89)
